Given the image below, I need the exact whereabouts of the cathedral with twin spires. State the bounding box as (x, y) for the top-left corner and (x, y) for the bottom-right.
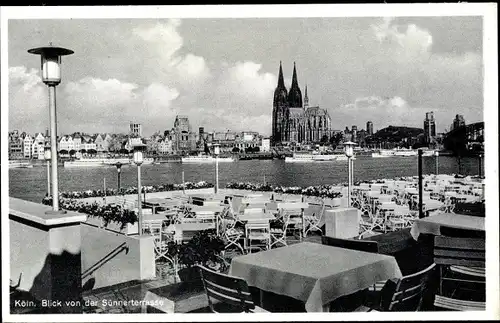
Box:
(272, 62), (332, 145)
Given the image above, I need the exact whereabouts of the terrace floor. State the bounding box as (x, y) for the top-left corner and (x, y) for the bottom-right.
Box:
(81, 228), (425, 314)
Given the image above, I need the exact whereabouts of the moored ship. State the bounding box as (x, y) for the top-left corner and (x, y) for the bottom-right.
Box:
(285, 153), (351, 163)
(181, 154), (235, 163)
(371, 148), (418, 158)
(64, 157), (132, 168)
(9, 160), (34, 168)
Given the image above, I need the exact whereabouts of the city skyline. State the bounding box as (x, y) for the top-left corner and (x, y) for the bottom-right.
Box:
(7, 12), (484, 137)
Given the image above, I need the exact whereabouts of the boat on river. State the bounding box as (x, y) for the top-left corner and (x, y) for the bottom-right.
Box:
(372, 148), (437, 158)
(285, 153), (351, 163)
(9, 160), (34, 168)
(371, 148), (418, 158)
(64, 157), (132, 168)
(181, 155), (235, 163)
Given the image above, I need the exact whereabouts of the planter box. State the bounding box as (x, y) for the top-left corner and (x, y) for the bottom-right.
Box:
(126, 222), (139, 235)
(330, 198), (341, 207)
(85, 216), (138, 235)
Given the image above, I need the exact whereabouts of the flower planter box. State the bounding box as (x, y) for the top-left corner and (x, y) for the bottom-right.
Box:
(126, 222), (139, 235)
(331, 198), (341, 207)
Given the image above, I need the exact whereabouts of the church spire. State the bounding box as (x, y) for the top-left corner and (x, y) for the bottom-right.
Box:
(304, 84), (309, 109)
(273, 61), (288, 109)
(277, 61), (285, 88)
(291, 62), (299, 88)
(287, 62), (303, 108)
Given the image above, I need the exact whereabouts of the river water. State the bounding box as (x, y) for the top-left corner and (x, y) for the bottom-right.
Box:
(9, 156), (483, 203)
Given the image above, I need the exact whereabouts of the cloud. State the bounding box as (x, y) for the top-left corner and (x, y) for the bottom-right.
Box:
(205, 61), (276, 134)
(133, 20), (183, 61)
(8, 66), (48, 131)
(224, 61), (276, 100)
(133, 19), (210, 84)
(8, 18), (483, 136)
(142, 82), (180, 118)
(58, 77), (179, 134)
(338, 95), (429, 130)
(371, 17), (433, 60)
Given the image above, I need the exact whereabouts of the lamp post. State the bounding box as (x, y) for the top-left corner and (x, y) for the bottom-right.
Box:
(213, 143), (220, 194)
(418, 149), (424, 218)
(434, 151), (439, 175)
(28, 44), (73, 213)
(182, 170), (185, 195)
(115, 162), (122, 194)
(344, 141), (356, 207)
(44, 144), (51, 196)
(133, 144), (146, 236)
(478, 154), (483, 177)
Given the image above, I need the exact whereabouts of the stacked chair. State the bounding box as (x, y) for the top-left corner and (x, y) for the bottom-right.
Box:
(433, 227), (485, 311)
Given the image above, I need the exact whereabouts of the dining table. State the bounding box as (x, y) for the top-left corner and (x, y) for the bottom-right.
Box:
(410, 212), (485, 240)
(238, 210), (276, 222)
(229, 241), (402, 312)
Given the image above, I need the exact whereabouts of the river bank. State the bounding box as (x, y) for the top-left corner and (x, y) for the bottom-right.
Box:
(9, 156), (483, 203)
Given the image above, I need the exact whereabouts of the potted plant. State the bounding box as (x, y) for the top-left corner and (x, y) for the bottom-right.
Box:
(175, 229), (226, 284)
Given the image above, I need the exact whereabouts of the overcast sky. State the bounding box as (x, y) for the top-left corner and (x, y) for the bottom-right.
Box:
(8, 15), (483, 137)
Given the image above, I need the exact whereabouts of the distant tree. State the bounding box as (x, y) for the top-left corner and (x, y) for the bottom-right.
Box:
(443, 126), (468, 156)
(253, 146), (260, 153)
(79, 149), (86, 154)
(69, 149), (77, 157)
(59, 149), (68, 155)
(329, 133), (343, 149)
(87, 149), (98, 155)
(204, 143), (211, 155)
(108, 135), (126, 152)
(232, 147), (240, 153)
(320, 135), (329, 144)
(119, 148), (130, 155)
(244, 147), (252, 153)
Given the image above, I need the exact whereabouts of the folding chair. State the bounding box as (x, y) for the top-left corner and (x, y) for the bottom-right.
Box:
(198, 265), (268, 313)
(354, 263), (437, 312)
(433, 235), (485, 310)
(270, 213), (289, 249)
(221, 214), (245, 256)
(276, 202), (308, 242)
(195, 211), (216, 224)
(244, 219), (271, 253)
(144, 220), (178, 281)
(377, 202), (396, 233)
(303, 203), (326, 237)
(385, 205), (410, 231)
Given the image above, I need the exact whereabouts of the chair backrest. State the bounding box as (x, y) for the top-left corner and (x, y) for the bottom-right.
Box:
(321, 236), (379, 253)
(198, 265), (256, 313)
(229, 198), (243, 216)
(243, 207), (265, 215)
(277, 202), (309, 211)
(440, 226), (485, 238)
(434, 236), (485, 267)
(143, 220), (162, 234)
(196, 211), (216, 221)
(282, 194), (303, 202)
(241, 197), (270, 205)
(246, 219), (270, 231)
(380, 263), (437, 311)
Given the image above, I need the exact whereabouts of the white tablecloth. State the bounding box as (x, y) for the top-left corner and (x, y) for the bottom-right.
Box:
(410, 213), (485, 240)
